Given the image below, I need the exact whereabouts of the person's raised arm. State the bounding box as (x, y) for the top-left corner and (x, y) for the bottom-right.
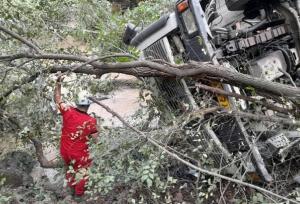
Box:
(54, 76), (68, 112)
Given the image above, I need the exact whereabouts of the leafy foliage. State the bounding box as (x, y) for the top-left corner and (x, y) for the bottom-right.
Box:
(0, 0), (175, 133)
(0, 0), (295, 203)
(0, 0), (185, 202)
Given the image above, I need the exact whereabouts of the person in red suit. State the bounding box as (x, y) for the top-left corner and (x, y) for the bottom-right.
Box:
(54, 76), (98, 196)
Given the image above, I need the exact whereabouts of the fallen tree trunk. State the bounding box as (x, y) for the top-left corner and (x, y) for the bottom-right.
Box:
(49, 60), (300, 98)
(1, 52), (299, 98)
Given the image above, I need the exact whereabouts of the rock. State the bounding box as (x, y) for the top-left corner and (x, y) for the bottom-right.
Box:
(0, 151), (35, 187)
(0, 168), (33, 187)
(30, 164), (61, 184)
(0, 151), (35, 174)
(0, 169), (23, 187)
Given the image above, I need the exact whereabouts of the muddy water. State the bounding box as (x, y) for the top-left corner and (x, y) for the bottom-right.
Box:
(89, 73), (143, 126)
(89, 87), (141, 127)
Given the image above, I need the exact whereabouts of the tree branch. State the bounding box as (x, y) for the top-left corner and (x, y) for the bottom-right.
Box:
(1, 52), (299, 98)
(195, 83), (294, 114)
(0, 72), (40, 104)
(0, 106), (61, 168)
(0, 108), (62, 168)
(49, 64), (171, 77)
(0, 61), (170, 105)
(29, 137), (63, 168)
(89, 97), (299, 204)
(0, 25), (42, 54)
(54, 53), (139, 78)
(222, 109), (300, 126)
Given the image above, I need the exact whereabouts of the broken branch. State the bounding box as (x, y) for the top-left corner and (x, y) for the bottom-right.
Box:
(1, 52), (299, 97)
(89, 97), (299, 204)
(0, 25), (42, 54)
(195, 83), (293, 114)
(29, 137), (63, 168)
(222, 109), (300, 126)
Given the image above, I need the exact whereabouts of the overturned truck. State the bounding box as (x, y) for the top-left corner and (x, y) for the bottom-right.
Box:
(123, 0), (300, 186)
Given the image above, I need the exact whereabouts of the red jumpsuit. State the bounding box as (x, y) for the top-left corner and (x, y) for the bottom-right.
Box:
(59, 106), (98, 196)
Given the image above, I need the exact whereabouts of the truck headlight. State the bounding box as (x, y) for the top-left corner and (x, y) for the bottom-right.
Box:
(177, 0), (198, 35)
(182, 8), (198, 35)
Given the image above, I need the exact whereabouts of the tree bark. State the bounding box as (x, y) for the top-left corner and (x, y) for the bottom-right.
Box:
(29, 137), (63, 168)
(1, 53), (299, 98)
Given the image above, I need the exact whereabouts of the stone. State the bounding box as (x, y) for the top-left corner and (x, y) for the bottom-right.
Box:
(0, 151), (35, 174)
(0, 151), (35, 187)
(0, 168), (33, 187)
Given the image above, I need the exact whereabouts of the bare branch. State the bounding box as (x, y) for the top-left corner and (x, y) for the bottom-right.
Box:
(0, 108), (21, 130)
(0, 25), (42, 54)
(0, 53), (90, 62)
(49, 64), (171, 77)
(29, 137), (63, 168)
(0, 60), (170, 105)
(222, 109), (300, 126)
(1, 59), (35, 83)
(89, 97), (300, 204)
(0, 68), (14, 84)
(56, 53), (138, 77)
(98, 53), (138, 61)
(0, 72), (40, 104)
(195, 83), (294, 114)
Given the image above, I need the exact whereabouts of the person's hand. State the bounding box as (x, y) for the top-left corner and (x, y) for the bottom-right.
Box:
(56, 73), (65, 83)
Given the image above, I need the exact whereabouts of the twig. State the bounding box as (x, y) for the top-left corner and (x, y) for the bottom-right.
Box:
(0, 72), (40, 104)
(279, 137), (300, 159)
(222, 109), (300, 126)
(0, 108), (62, 168)
(195, 83), (293, 114)
(57, 53), (137, 77)
(15, 59), (36, 68)
(278, 67), (297, 87)
(0, 108), (21, 130)
(89, 97), (300, 204)
(0, 59), (35, 83)
(0, 25), (42, 54)
(0, 68), (14, 84)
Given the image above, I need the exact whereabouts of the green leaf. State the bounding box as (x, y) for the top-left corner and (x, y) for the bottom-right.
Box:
(146, 178), (153, 187)
(142, 170), (150, 174)
(141, 175), (148, 182)
(148, 174), (154, 179)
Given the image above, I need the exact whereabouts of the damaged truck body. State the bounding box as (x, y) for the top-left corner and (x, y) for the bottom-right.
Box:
(123, 0), (300, 184)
